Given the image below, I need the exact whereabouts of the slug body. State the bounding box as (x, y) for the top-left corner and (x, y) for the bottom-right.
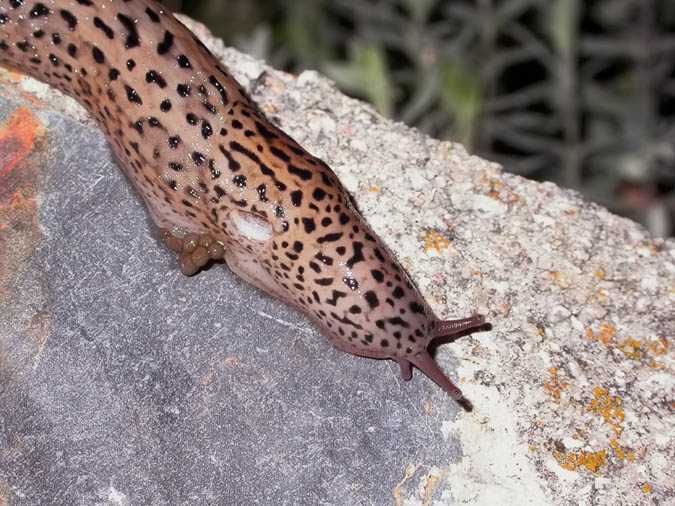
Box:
(0, 0), (485, 408)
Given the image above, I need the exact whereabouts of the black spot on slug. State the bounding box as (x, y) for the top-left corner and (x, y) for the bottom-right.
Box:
(157, 31), (174, 55)
(125, 85), (142, 105)
(92, 46), (105, 64)
(290, 190), (303, 207)
(317, 232), (343, 244)
(30, 3), (50, 18)
(168, 136), (181, 149)
(192, 151), (206, 165)
(302, 218), (316, 234)
(208, 76), (229, 105)
(146, 70), (167, 88)
(145, 7), (160, 23)
(232, 175), (247, 188)
(364, 291), (379, 309)
(177, 55), (191, 69)
(59, 9), (77, 30)
(201, 120), (213, 139)
(288, 164), (312, 181)
(93, 17), (114, 39)
(117, 13), (140, 49)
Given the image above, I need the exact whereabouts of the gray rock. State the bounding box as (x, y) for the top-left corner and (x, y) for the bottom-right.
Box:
(0, 15), (672, 506)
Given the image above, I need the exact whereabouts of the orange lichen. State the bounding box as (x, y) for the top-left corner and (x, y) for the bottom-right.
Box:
(609, 438), (635, 462)
(393, 464), (416, 506)
(543, 367), (569, 402)
(368, 185), (380, 192)
(646, 336), (668, 356)
(588, 386), (624, 435)
(224, 356), (239, 367)
(421, 229), (450, 256)
(594, 269), (605, 280)
(0, 107), (42, 178)
(420, 470), (442, 506)
(618, 337), (643, 360)
(641, 483), (652, 494)
(8, 191), (35, 210)
(422, 400), (433, 415)
(200, 369), (215, 386)
(547, 270), (571, 288)
(586, 323), (616, 346)
(554, 449), (607, 473)
(586, 324), (667, 366)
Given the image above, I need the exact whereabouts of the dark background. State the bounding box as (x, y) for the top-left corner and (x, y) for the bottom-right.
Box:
(162, 0), (674, 237)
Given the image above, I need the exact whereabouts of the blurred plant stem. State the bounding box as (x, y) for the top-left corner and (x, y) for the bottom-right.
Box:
(171, 0), (674, 236)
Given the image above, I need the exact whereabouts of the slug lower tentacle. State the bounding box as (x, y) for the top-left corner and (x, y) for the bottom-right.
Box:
(0, 0), (488, 409)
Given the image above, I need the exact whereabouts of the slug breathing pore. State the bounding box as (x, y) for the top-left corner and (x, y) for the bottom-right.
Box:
(0, 0), (488, 410)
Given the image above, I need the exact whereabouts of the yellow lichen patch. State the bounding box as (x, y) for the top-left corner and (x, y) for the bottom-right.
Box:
(543, 367), (569, 402)
(421, 229), (450, 256)
(641, 483), (652, 494)
(609, 439), (635, 462)
(368, 185), (380, 192)
(594, 269), (605, 280)
(595, 288), (608, 303)
(554, 449), (607, 474)
(586, 322), (616, 346)
(588, 386), (624, 435)
(618, 337), (643, 360)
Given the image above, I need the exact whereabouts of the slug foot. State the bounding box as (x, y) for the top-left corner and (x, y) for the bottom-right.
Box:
(161, 229), (226, 276)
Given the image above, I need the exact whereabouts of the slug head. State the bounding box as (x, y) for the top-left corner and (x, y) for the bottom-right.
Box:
(256, 195), (488, 410)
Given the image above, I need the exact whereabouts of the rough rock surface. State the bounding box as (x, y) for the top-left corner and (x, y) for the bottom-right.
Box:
(0, 15), (672, 506)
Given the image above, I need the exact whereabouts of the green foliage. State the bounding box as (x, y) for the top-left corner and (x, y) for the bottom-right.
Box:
(175, 0), (674, 236)
(325, 43), (396, 117)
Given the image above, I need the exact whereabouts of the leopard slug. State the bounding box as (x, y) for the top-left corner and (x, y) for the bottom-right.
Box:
(0, 0), (487, 410)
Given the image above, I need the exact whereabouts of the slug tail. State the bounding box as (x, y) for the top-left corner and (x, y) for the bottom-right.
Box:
(409, 351), (473, 412)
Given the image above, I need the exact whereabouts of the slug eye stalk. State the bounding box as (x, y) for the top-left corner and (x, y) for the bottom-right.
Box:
(397, 314), (487, 412)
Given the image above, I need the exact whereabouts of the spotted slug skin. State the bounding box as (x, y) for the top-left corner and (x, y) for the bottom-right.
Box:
(0, 0), (486, 409)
